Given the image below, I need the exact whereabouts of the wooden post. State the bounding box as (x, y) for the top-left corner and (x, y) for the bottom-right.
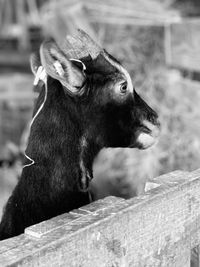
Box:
(164, 22), (172, 66)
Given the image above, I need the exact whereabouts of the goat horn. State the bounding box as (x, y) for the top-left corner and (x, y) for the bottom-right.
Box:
(76, 29), (102, 58)
(63, 29), (102, 60)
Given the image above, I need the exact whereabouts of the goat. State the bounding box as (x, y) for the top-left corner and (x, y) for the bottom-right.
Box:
(0, 30), (160, 240)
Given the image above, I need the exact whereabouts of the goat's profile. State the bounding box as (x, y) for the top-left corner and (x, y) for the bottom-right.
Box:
(0, 30), (160, 240)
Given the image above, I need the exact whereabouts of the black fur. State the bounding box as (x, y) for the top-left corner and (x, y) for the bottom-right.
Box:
(0, 52), (159, 240)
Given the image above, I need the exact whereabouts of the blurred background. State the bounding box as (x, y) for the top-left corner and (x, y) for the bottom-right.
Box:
(0, 0), (200, 220)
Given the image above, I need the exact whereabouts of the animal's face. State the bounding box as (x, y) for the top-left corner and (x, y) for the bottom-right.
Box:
(79, 53), (160, 149)
(31, 31), (160, 150)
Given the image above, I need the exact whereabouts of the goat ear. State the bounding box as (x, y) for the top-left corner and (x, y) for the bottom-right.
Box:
(30, 52), (41, 76)
(40, 39), (86, 95)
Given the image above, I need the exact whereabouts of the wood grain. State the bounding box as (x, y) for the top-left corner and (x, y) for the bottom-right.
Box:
(0, 170), (200, 266)
(25, 196), (126, 238)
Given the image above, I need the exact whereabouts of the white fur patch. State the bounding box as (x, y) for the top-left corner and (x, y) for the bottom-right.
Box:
(80, 136), (87, 148)
(137, 132), (157, 149)
(53, 61), (65, 76)
(119, 65), (133, 94)
(34, 66), (47, 86)
(104, 53), (133, 94)
(79, 137), (90, 190)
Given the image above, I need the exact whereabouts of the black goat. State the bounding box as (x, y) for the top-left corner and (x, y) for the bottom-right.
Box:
(0, 30), (160, 240)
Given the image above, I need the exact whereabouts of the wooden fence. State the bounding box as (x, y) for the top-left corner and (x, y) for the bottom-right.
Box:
(0, 169), (200, 266)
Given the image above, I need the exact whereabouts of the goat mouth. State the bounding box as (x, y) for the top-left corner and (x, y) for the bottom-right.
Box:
(136, 132), (158, 149)
(133, 121), (160, 149)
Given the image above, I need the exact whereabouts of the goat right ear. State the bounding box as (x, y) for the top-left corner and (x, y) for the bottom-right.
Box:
(40, 39), (86, 96)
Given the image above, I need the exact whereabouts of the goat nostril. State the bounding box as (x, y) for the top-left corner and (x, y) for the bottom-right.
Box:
(148, 114), (161, 129)
(142, 120), (155, 131)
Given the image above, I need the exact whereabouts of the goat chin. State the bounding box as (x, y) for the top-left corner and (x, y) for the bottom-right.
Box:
(136, 132), (158, 149)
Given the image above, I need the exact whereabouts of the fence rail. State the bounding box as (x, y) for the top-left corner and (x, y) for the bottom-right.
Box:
(0, 169), (200, 266)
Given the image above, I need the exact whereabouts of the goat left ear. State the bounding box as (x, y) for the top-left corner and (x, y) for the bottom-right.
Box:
(40, 39), (86, 96)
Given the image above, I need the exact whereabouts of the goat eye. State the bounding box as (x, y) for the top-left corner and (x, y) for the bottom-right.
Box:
(120, 82), (128, 94)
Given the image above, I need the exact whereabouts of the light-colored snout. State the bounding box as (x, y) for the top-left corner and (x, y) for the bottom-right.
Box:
(137, 120), (160, 149)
